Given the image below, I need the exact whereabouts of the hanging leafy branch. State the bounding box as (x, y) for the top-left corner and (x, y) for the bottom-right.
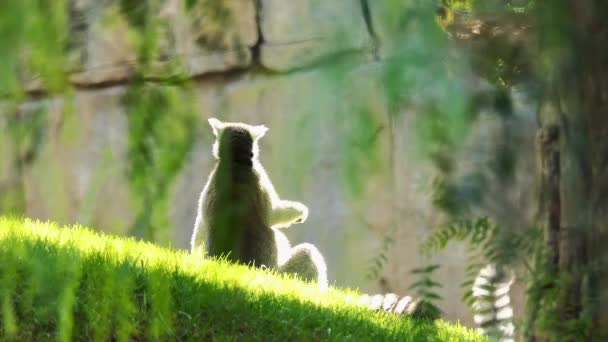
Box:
(423, 217), (540, 295)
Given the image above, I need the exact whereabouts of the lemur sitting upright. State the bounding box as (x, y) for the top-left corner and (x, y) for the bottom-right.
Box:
(191, 118), (328, 289)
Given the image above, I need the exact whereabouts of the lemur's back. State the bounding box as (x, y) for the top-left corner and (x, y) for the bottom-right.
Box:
(203, 126), (277, 267)
(192, 118), (326, 289)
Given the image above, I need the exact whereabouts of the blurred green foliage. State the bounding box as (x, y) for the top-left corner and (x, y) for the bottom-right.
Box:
(123, 83), (199, 243)
(0, 0), (70, 97)
(0, 108), (48, 214)
(409, 264), (443, 320)
(0, 0), (200, 245)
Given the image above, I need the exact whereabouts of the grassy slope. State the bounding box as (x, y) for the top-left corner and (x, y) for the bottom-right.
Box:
(0, 217), (485, 341)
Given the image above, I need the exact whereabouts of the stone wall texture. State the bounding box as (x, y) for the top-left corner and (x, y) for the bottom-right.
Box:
(0, 0), (537, 326)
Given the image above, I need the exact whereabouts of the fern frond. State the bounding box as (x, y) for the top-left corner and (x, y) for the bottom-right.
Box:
(408, 264), (443, 319)
(421, 217), (498, 256)
(365, 226), (398, 281)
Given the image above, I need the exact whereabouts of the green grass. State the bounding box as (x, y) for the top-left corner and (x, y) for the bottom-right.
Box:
(0, 216), (485, 341)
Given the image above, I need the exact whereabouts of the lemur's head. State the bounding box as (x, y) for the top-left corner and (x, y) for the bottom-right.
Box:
(208, 118), (268, 162)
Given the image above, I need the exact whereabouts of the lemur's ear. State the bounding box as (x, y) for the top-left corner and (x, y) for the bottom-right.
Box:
(250, 125), (268, 140)
(208, 118), (225, 136)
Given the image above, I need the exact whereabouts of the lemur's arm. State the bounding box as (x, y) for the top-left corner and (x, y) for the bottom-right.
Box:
(255, 161), (309, 228)
(270, 200), (308, 228)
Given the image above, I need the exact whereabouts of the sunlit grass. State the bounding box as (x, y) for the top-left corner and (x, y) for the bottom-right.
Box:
(0, 216), (485, 341)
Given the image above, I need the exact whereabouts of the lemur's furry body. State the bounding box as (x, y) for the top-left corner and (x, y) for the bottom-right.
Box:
(191, 118), (327, 289)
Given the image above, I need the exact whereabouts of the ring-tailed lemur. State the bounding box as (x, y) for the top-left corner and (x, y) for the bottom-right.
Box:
(191, 118), (327, 289)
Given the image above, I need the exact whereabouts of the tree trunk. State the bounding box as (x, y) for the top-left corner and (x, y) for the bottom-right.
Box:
(561, 1), (608, 340)
(532, 90), (562, 342)
(535, 0), (608, 340)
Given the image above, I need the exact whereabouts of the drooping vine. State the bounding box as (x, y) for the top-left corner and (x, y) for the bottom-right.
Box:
(123, 82), (199, 244)
(116, 0), (202, 245)
(0, 0), (72, 216)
